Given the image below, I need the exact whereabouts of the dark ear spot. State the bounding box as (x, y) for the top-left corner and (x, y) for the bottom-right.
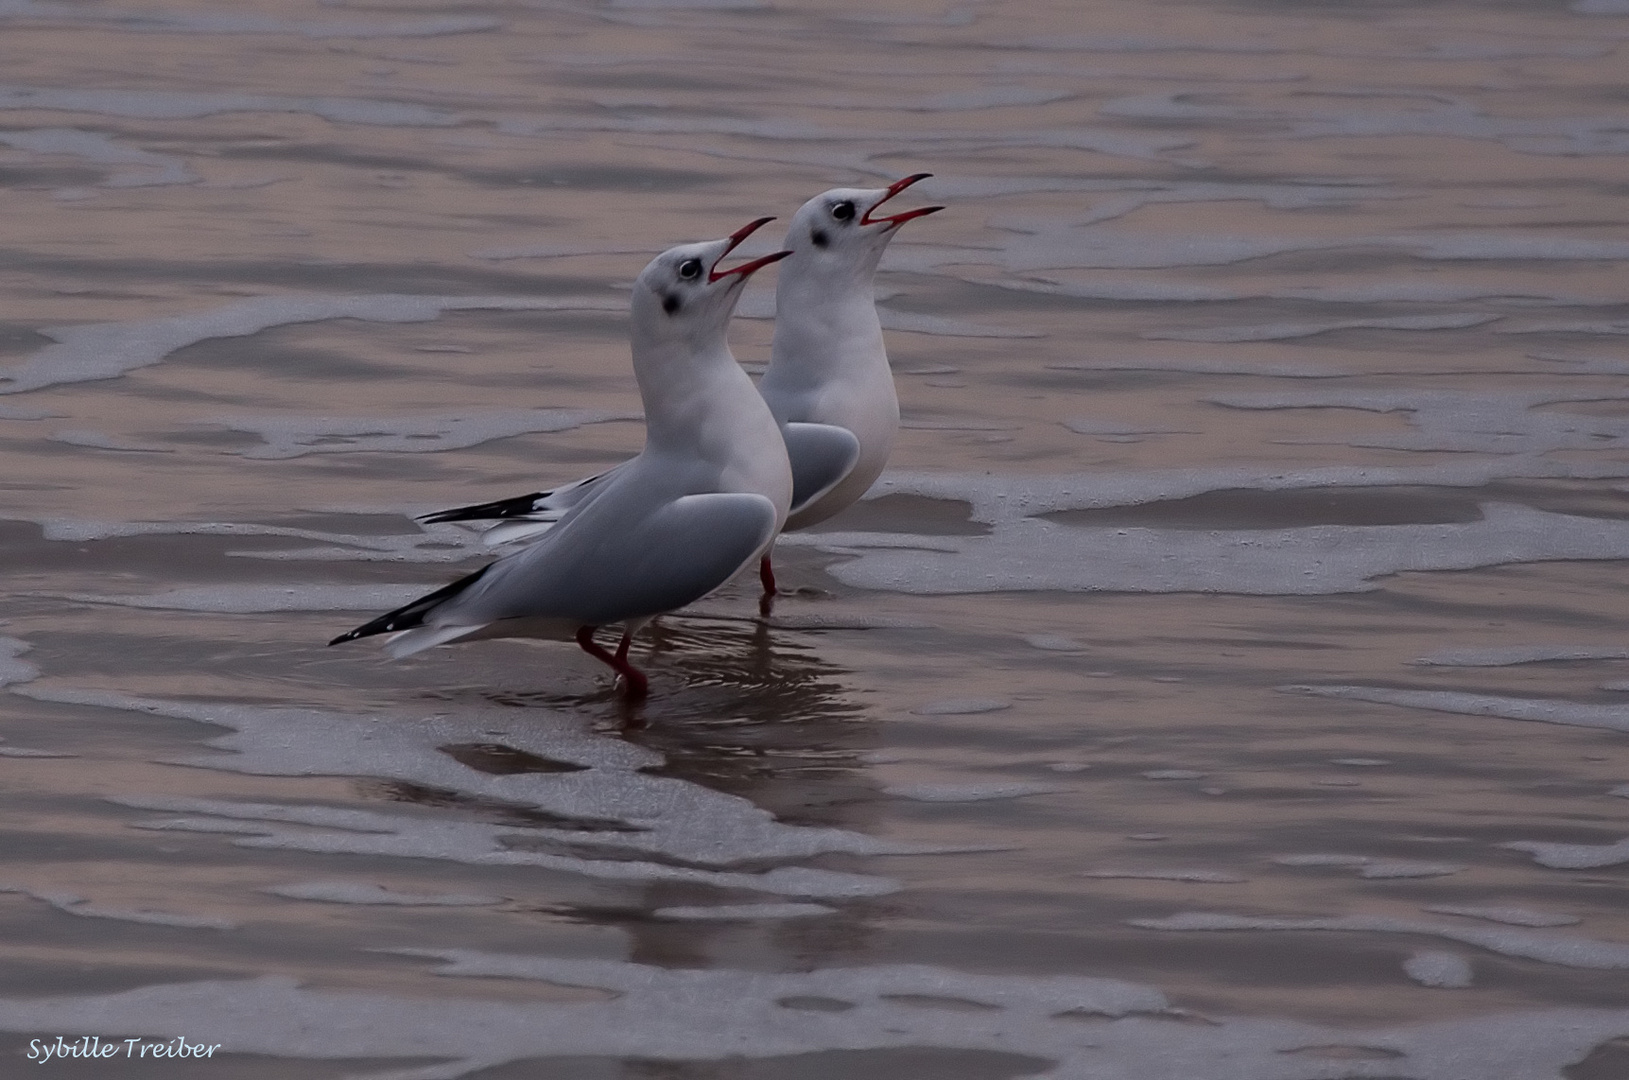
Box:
(810, 229), (829, 248)
(662, 294), (680, 315)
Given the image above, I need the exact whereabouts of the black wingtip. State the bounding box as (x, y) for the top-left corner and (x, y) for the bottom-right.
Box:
(327, 564), (493, 649)
(328, 615), (396, 647)
(417, 491), (547, 525)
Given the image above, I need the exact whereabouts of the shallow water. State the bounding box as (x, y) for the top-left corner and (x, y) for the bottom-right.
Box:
(2, 0), (1628, 1076)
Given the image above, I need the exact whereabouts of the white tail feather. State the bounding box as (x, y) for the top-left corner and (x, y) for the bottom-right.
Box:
(386, 622), (485, 658)
(482, 519), (559, 547)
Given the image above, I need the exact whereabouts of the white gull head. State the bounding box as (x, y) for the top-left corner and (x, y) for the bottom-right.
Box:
(630, 216), (788, 355)
(778, 174), (943, 287)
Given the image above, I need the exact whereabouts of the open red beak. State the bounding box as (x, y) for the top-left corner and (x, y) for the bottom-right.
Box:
(710, 216), (792, 282)
(861, 172), (944, 228)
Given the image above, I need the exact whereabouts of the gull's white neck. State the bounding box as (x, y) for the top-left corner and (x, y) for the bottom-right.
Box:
(765, 275), (888, 395)
(633, 333), (748, 450)
(630, 325), (791, 519)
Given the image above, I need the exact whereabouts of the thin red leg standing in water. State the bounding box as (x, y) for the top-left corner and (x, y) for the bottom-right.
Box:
(758, 556), (778, 618)
(576, 626), (649, 699)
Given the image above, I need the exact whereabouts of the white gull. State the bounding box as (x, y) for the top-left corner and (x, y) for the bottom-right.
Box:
(330, 220), (793, 697)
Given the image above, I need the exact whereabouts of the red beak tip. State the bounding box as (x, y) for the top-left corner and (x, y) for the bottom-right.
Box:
(710, 248), (793, 283)
(728, 216), (776, 244)
(863, 174), (940, 226)
(887, 172), (933, 195)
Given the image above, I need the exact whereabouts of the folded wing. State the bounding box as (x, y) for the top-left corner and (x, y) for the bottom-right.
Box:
(782, 422), (861, 516)
(337, 491), (778, 657)
(492, 491), (781, 627)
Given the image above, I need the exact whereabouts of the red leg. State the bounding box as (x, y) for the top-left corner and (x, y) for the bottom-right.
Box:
(759, 554), (777, 596)
(575, 626), (649, 699)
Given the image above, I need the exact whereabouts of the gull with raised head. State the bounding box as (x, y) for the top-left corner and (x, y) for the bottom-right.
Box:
(330, 219), (794, 698)
(421, 175), (942, 598)
(754, 173), (942, 592)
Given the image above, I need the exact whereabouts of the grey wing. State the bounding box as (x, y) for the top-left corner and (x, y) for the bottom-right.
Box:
(476, 492), (779, 628)
(457, 462), (630, 547)
(536, 462), (626, 514)
(783, 422), (861, 516)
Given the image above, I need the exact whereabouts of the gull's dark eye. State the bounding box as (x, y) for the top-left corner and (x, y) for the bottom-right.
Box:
(831, 201), (855, 222)
(678, 258), (703, 280)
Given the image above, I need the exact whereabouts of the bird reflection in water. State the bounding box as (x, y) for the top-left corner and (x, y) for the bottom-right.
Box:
(496, 613), (892, 977)
(407, 608), (883, 829)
